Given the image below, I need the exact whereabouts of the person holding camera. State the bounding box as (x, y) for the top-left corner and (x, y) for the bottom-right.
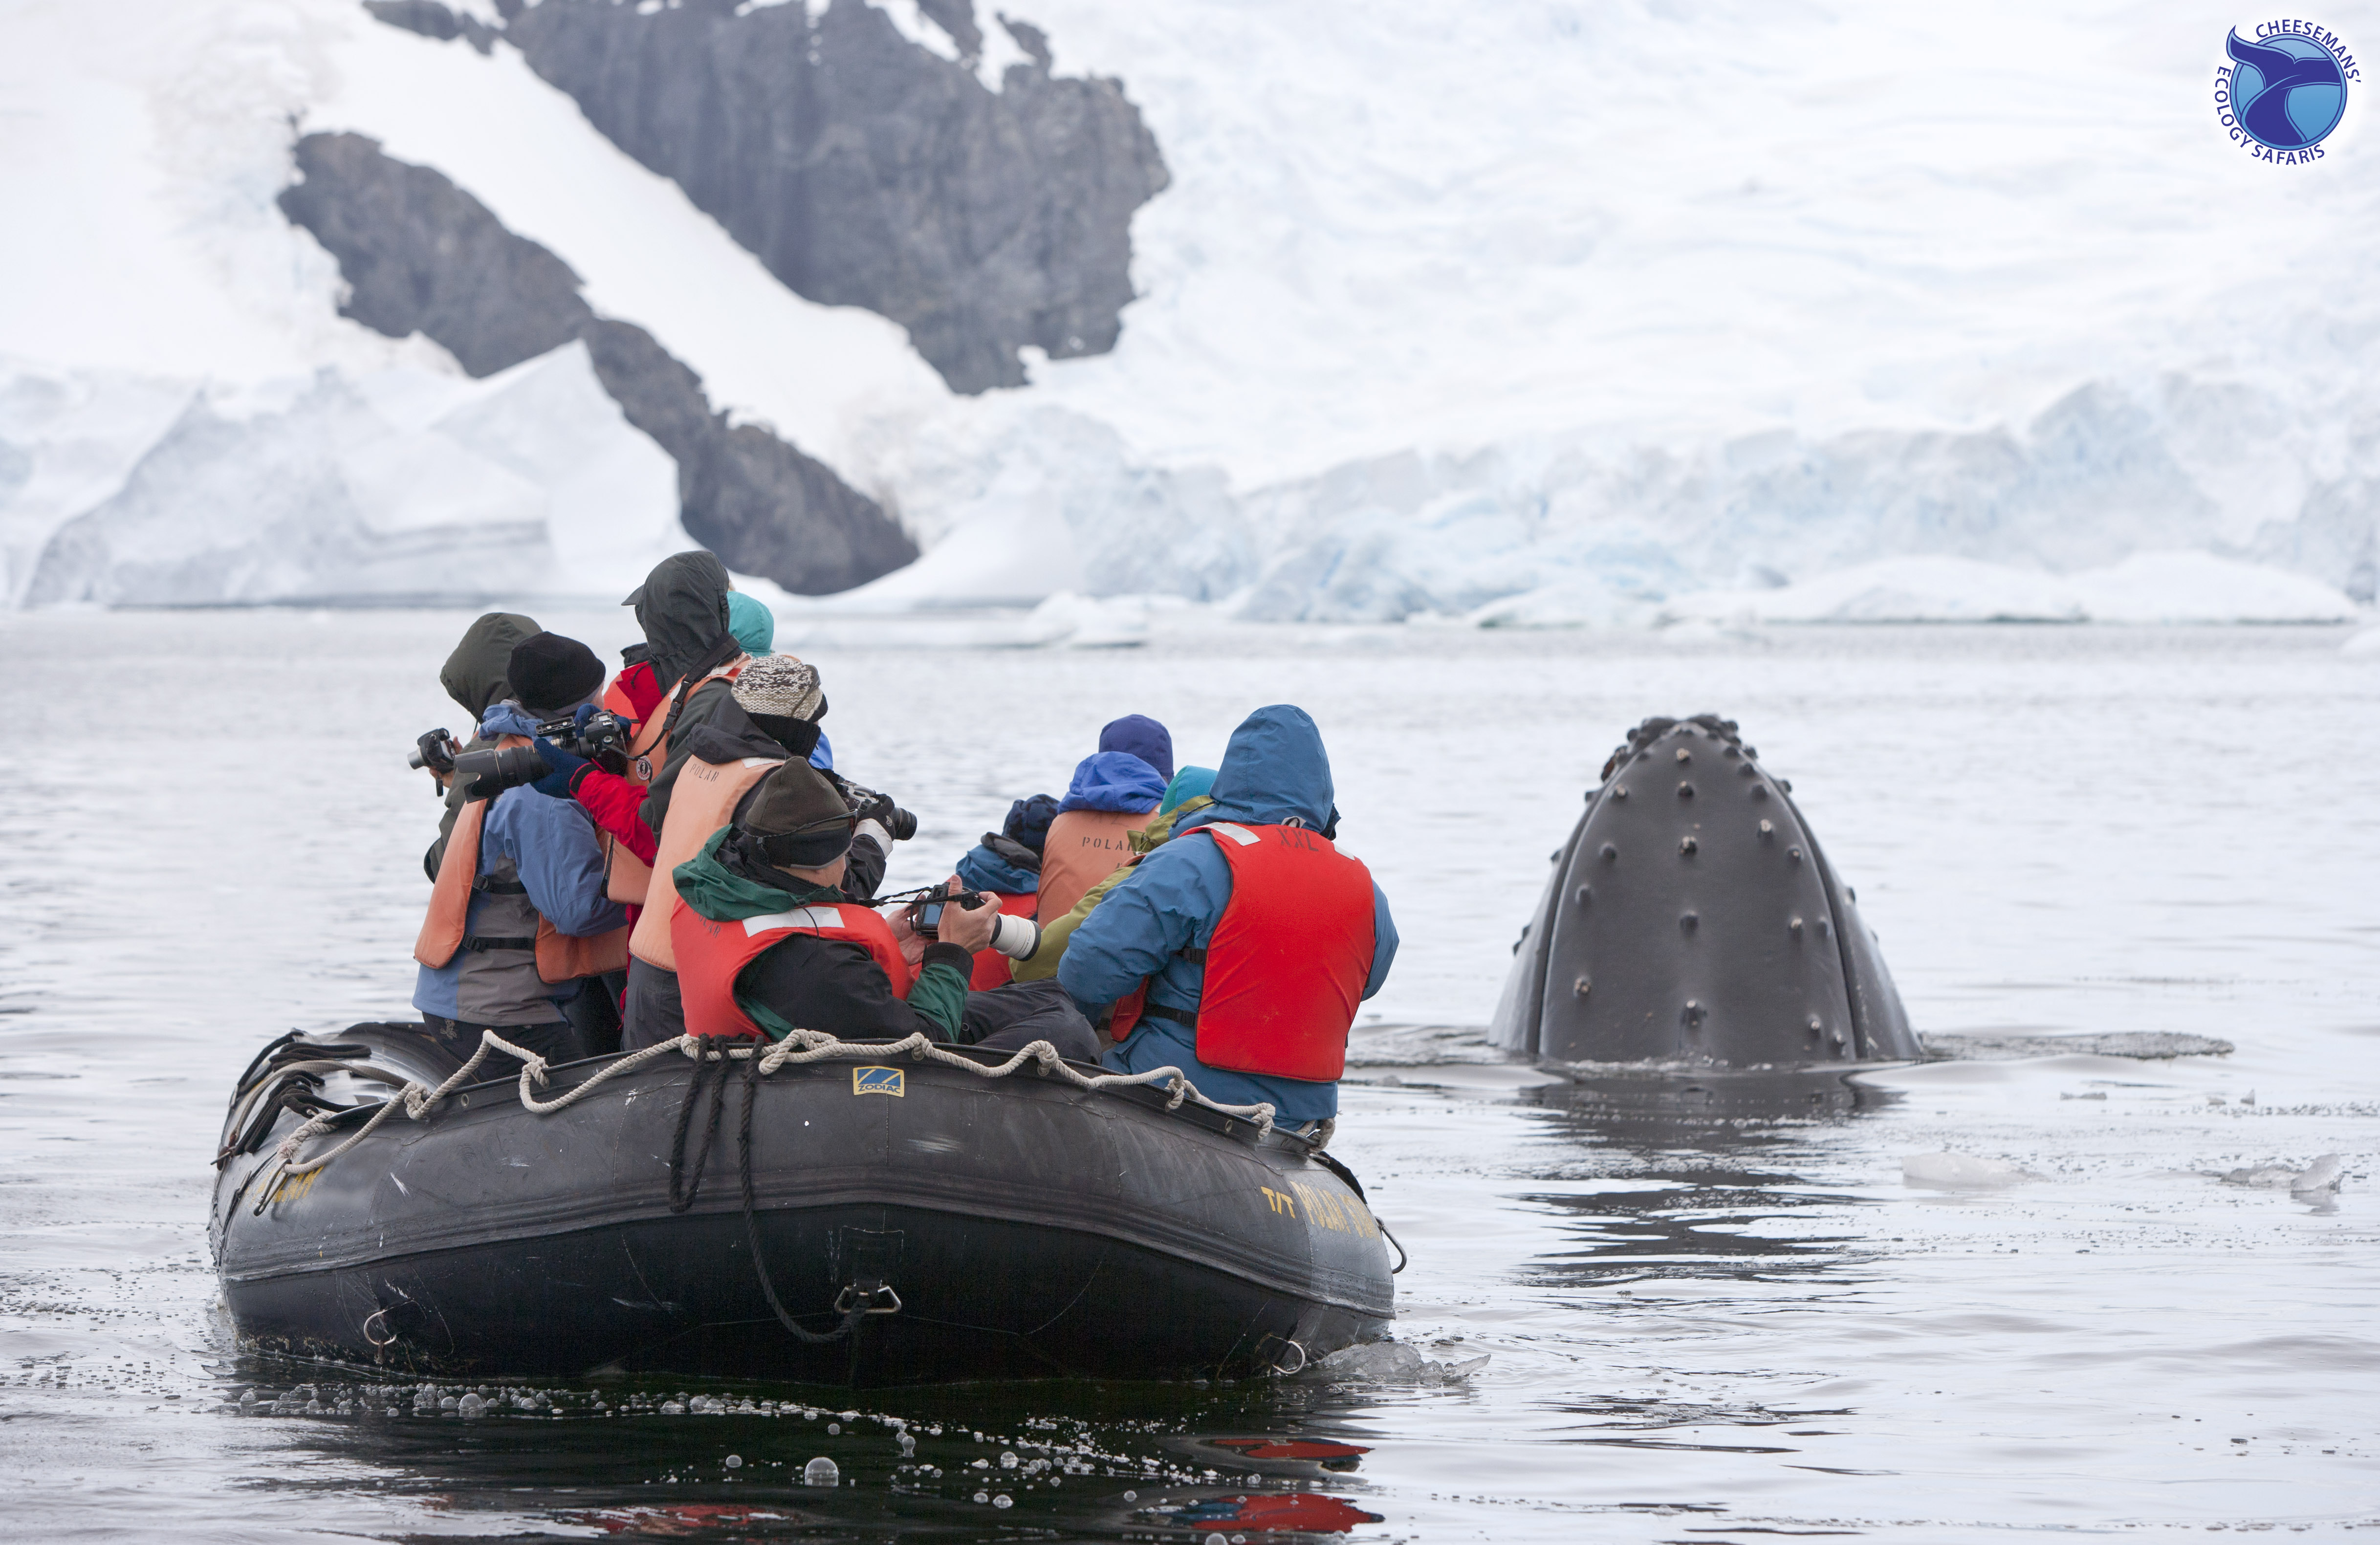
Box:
(612, 655), (916, 1047)
(669, 762), (1093, 1057)
(412, 631), (632, 1065)
(416, 611), (543, 879)
(1057, 705), (1397, 1131)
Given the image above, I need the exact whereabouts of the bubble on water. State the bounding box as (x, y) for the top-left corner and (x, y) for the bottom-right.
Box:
(993, 1494), (1012, 1509)
(661, 1401), (685, 1415)
(458, 1394), (484, 1418)
(1123, 1490), (1137, 1501)
(898, 1434), (916, 1456)
(1000, 1451), (1018, 1468)
(724, 1454), (742, 1469)
(804, 1457), (839, 1486)
(972, 1491), (989, 1504)
(439, 1395), (459, 1411)
(237, 1391), (256, 1411)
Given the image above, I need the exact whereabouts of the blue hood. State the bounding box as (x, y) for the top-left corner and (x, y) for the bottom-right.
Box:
(1184, 705), (1335, 831)
(956, 842), (1040, 894)
(477, 701), (545, 738)
(1057, 751), (1166, 815)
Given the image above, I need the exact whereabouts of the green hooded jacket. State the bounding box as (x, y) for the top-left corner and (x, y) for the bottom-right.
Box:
(673, 828), (971, 1040)
(422, 610), (541, 881)
(1007, 794), (1214, 983)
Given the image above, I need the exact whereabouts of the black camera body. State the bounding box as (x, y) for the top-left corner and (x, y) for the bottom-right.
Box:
(408, 728), (460, 777)
(537, 709), (632, 772)
(826, 772), (919, 843)
(905, 882), (988, 939)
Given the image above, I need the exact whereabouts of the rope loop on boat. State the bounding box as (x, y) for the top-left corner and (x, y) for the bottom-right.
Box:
(251, 1027), (1276, 1210)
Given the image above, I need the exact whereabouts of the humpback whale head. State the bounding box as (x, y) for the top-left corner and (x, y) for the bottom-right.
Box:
(1489, 715), (1919, 1068)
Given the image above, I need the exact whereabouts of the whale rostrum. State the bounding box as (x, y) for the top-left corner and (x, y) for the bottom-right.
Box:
(1490, 715), (1919, 1067)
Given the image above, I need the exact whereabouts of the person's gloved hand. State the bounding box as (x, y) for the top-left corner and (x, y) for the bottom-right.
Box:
(528, 737), (590, 799)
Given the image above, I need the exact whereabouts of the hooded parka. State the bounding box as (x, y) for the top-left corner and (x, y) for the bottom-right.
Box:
(1058, 707), (1398, 1123)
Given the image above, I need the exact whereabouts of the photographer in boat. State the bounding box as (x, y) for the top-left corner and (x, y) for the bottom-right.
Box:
(670, 760), (1098, 1058)
(412, 631), (633, 1065)
(1059, 705), (1398, 1132)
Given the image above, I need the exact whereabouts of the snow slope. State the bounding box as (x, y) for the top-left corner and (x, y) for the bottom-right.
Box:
(1, 0), (2375, 617)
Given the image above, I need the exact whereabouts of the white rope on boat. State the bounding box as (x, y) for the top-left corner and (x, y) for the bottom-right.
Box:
(251, 1028), (1275, 1212)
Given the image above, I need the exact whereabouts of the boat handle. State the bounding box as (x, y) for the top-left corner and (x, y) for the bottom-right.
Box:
(834, 1281), (903, 1315)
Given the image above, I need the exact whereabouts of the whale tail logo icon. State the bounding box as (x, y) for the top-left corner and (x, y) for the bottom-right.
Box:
(2227, 28), (2348, 150)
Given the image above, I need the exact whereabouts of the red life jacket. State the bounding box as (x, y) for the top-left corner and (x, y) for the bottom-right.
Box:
(967, 891), (1040, 989)
(1163, 820), (1376, 1083)
(672, 896), (914, 1040)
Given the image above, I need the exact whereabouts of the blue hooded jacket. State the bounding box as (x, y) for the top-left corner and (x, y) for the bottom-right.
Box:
(413, 702), (630, 1020)
(1059, 705), (1397, 1123)
(1057, 750), (1168, 815)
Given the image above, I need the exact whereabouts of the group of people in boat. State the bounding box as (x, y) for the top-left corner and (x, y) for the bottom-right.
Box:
(410, 550), (1398, 1130)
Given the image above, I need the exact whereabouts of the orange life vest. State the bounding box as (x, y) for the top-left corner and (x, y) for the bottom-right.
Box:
(672, 897), (913, 1039)
(626, 751), (783, 970)
(1160, 821), (1377, 1083)
(601, 663), (741, 905)
(967, 891), (1040, 988)
(1036, 807), (1153, 922)
(414, 734), (632, 983)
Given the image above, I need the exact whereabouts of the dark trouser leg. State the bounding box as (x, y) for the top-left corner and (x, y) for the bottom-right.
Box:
(424, 1014), (588, 1066)
(560, 974), (624, 1057)
(622, 962), (685, 1051)
(959, 979), (1101, 1063)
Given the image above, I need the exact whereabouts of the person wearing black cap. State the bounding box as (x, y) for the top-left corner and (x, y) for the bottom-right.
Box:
(411, 631), (630, 1064)
(669, 762), (1098, 1057)
(420, 610), (541, 880)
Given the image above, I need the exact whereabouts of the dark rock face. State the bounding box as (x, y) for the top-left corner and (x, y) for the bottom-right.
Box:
(279, 132), (589, 377)
(501, 0), (1169, 394)
(279, 132), (915, 593)
(1489, 716), (1920, 1067)
(363, 0), (498, 53)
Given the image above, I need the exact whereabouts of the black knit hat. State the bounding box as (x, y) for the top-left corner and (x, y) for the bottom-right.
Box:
(506, 632), (606, 715)
(738, 762), (855, 870)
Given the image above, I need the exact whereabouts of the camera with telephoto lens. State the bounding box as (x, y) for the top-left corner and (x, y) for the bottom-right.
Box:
(826, 772), (919, 843)
(536, 708), (632, 772)
(448, 744), (550, 802)
(408, 730), (461, 792)
(906, 883), (1039, 961)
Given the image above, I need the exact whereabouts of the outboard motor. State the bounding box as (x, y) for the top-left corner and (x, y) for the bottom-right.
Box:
(1490, 715), (1919, 1066)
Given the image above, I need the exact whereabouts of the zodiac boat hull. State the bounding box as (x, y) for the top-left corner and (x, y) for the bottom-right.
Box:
(210, 1028), (1392, 1385)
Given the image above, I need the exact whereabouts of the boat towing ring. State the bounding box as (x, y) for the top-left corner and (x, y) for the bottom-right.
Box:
(1271, 1339), (1309, 1375)
(833, 1281), (903, 1316)
(361, 1306), (397, 1348)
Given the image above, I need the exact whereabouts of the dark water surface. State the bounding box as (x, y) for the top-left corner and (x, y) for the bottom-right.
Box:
(1, 611), (2375, 1541)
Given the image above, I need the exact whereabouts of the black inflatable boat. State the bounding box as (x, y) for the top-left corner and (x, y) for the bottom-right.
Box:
(210, 1026), (1394, 1386)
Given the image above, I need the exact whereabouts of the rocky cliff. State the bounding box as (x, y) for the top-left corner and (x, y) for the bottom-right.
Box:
(279, 131), (916, 594)
(390, 0), (1169, 394)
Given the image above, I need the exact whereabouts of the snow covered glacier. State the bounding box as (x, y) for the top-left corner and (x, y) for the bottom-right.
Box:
(0, 0), (2374, 620)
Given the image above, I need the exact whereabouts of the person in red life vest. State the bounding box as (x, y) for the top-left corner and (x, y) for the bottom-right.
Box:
(669, 762), (1096, 1057)
(1057, 705), (1398, 1131)
(413, 631), (632, 1065)
(1037, 715), (1174, 922)
(945, 794), (1057, 988)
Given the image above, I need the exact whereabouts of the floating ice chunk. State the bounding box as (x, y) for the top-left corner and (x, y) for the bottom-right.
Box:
(1308, 1339), (1489, 1382)
(2221, 1154), (2345, 1192)
(1901, 1153), (2036, 1189)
